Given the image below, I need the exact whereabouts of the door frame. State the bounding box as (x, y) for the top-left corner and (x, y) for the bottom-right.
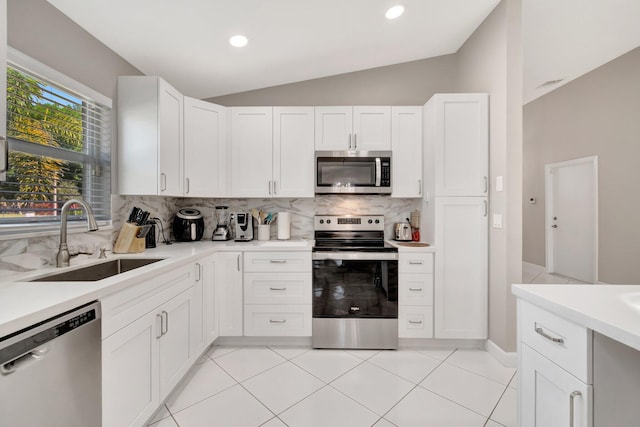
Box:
(544, 155), (598, 282)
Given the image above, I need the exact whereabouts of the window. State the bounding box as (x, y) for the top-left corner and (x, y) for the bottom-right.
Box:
(0, 50), (111, 230)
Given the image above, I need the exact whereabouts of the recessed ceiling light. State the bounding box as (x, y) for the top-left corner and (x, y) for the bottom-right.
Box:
(229, 35), (248, 48)
(385, 5), (405, 20)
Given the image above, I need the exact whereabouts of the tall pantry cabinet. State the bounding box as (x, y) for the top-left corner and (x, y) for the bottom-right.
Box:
(421, 93), (489, 340)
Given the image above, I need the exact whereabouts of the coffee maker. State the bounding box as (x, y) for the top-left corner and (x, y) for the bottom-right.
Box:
(234, 212), (253, 242)
(212, 206), (231, 241)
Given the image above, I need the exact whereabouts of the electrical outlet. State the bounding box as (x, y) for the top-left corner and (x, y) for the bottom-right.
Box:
(493, 214), (503, 229)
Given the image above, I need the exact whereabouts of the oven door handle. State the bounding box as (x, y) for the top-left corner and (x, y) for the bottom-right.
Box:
(375, 157), (381, 187)
(313, 251), (398, 261)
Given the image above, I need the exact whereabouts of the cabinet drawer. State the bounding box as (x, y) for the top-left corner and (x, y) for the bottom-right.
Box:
(520, 300), (592, 383)
(398, 306), (433, 338)
(244, 273), (311, 305)
(399, 273), (433, 306)
(243, 251), (311, 273)
(399, 253), (433, 274)
(244, 305), (312, 336)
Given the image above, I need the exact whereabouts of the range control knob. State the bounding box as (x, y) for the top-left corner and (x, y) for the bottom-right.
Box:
(368, 219), (373, 224)
(375, 219), (380, 224)
(319, 219), (324, 224)
(327, 219), (331, 224)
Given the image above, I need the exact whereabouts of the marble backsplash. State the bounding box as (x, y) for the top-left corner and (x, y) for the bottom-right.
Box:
(0, 194), (421, 277)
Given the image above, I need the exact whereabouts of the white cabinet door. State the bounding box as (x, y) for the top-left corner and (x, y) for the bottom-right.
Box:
(391, 106), (423, 197)
(434, 196), (488, 339)
(230, 107), (273, 197)
(102, 310), (159, 427)
(432, 93), (488, 196)
(273, 107), (314, 197)
(315, 106), (352, 150)
(201, 256), (218, 346)
(184, 97), (227, 197)
(521, 344), (592, 427)
(353, 106), (391, 150)
(158, 288), (193, 399)
(216, 252), (243, 336)
(158, 78), (184, 196)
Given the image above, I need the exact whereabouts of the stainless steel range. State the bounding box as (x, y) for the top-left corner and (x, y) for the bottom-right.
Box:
(312, 215), (398, 349)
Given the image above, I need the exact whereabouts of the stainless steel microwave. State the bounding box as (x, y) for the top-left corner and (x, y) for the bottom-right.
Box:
(315, 151), (392, 194)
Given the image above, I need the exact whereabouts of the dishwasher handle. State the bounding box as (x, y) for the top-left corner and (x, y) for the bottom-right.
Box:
(1, 343), (52, 376)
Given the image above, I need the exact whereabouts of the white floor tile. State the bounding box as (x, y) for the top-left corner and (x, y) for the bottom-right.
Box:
(149, 416), (178, 427)
(215, 347), (286, 382)
(445, 350), (516, 385)
(531, 272), (570, 284)
(172, 384), (273, 427)
(279, 386), (379, 427)
(331, 362), (414, 416)
(373, 418), (396, 427)
(509, 372), (518, 390)
(165, 360), (237, 413)
(207, 345), (240, 359)
(522, 263), (544, 284)
(268, 346), (310, 360)
(260, 417), (288, 427)
(242, 361), (325, 414)
(147, 404), (170, 424)
(346, 349), (380, 360)
(415, 348), (456, 361)
(485, 420), (505, 427)
(368, 349), (441, 383)
(194, 353), (210, 365)
(522, 269), (539, 284)
(491, 387), (517, 427)
(291, 349), (362, 383)
(420, 362), (506, 417)
(386, 387), (487, 427)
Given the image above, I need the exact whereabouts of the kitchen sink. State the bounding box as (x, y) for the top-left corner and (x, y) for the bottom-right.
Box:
(30, 258), (165, 282)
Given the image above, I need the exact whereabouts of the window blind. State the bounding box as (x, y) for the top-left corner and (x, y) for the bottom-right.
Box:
(0, 64), (111, 225)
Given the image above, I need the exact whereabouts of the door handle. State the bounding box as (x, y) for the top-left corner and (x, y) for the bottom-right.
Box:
(484, 176), (488, 193)
(196, 263), (202, 281)
(552, 224), (558, 228)
(162, 311), (169, 335)
(156, 313), (164, 338)
(185, 177), (190, 194)
(408, 288), (423, 292)
(408, 320), (423, 325)
(273, 180), (277, 195)
(161, 173), (167, 191)
(268, 180), (272, 195)
(418, 179), (422, 196)
(269, 319), (286, 324)
(483, 200), (488, 217)
(569, 390), (581, 427)
(348, 133), (352, 149)
(237, 254), (241, 271)
(269, 287), (287, 291)
(353, 133), (357, 149)
(269, 259), (287, 264)
(535, 326), (564, 344)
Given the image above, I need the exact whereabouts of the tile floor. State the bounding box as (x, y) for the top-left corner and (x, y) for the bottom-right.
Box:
(147, 346), (517, 427)
(522, 262), (588, 285)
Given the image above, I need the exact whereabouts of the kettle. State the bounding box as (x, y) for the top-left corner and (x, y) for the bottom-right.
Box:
(394, 222), (412, 241)
(173, 208), (205, 242)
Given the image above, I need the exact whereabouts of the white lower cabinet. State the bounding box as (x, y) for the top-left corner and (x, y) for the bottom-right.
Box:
(243, 251), (312, 337)
(216, 251), (243, 336)
(191, 255), (217, 355)
(398, 252), (434, 338)
(519, 300), (593, 427)
(101, 265), (196, 427)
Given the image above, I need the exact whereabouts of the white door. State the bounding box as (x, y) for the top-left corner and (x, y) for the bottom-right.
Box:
(434, 196), (488, 339)
(315, 106), (352, 150)
(521, 344), (592, 427)
(273, 107), (314, 197)
(353, 106), (391, 150)
(545, 156), (598, 283)
(184, 98), (226, 197)
(158, 79), (183, 196)
(391, 106), (422, 197)
(216, 252), (243, 336)
(230, 107), (273, 197)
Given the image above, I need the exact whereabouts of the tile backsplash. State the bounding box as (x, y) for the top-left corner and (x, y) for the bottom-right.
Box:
(0, 194), (421, 277)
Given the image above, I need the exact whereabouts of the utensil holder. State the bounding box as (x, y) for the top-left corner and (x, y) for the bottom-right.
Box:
(258, 224), (270, 241)
(113, 222), (147, 253)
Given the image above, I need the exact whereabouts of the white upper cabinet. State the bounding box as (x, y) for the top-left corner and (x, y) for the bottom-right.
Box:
(184, 97), (227, 197)
(273, 107), (314, 197)
(118, 76), (184, 196)
(391, 106), (422, 198)
(424, 93), (489, 197)
(315, 106), (391, 151)
(230, 106), (314, 198)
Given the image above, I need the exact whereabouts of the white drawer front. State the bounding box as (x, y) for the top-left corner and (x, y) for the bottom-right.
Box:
(399, 273), (433, 306)
(243, 251), (312, 273)
(244, 305), (312, 336)
(399, 253), (433, 274)
(398, 306), (433, 338)
(244, 272), (311, 305)
(520, 300), (592, 383)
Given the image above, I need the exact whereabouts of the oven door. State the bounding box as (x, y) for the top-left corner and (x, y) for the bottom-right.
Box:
(312, 251), (398, 318)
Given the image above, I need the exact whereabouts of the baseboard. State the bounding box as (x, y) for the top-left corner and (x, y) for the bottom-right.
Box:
(399, 338), (485, 350)
(214, 336), (312, 347)
(522, 261), (546, 274)
(485, 339), (517, 368)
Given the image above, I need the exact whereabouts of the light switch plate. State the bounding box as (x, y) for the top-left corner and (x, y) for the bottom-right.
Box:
(492, 214), (503, 229)
(496, 176), (504, 192)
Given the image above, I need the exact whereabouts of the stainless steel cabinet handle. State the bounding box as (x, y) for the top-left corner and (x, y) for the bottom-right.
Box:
(185, 178), (190, 194)
(269, 319), (286, 324)
(162, 311), (169, 335)
(269, 287), (287, 291)
(484, 176), (488, 193)
(569, 390), (581, 426)
(348, 133), (352, 149)
(353, 133), (357, 149)
(268, 180), (272, 195)
(484, 200), (488, 216)
(156, 314), (163, 338)
(408, 320), (423, 324)
(269, 259), (287, 264)
(408, 261), (423, 265)
(535, 326), (565, 344)
(418, 179), (422, 196)
(408, 288), (423, 292)
(237, 254), (241, 271)
(196, 263), (202, 281)
(161, 173), (167, 191)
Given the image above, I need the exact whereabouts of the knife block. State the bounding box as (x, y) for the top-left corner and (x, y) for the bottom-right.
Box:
(113, 223), (145, 254)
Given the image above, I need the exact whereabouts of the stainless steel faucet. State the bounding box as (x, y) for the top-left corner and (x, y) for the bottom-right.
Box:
(56, 198), (99, 267)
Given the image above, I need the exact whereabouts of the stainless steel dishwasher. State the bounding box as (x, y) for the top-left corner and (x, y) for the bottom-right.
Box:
(0, 301), (102, 426)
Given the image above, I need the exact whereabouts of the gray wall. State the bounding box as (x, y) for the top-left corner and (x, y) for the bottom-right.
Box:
(523, 46), (640, 284)
(207, 55), (458, 106)
(457, 0), (523, 352)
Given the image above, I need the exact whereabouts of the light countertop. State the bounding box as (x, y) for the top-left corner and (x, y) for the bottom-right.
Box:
(512, 284), (640, 352)
(0, 239), (313, 337)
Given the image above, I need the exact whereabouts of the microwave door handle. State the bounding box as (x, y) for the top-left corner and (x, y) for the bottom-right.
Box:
(375, 158), (381, 187)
